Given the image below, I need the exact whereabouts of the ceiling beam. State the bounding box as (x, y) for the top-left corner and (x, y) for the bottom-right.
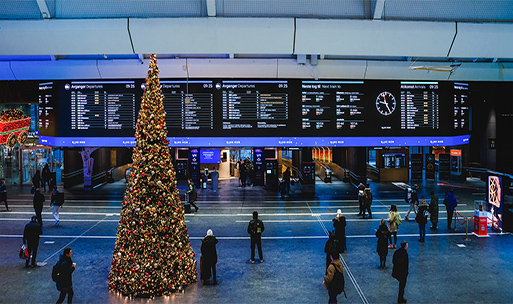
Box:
(36, 0), (51, 19)
(373, 0), (385, 20)
(206, 0), (216, 17)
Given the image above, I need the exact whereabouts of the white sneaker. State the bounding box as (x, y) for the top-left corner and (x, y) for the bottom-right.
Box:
(249, 259), (255, 264)
(260, 259), (264, 263)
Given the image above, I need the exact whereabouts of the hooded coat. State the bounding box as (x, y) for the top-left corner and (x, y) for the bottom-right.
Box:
(429, 194), (439, 224)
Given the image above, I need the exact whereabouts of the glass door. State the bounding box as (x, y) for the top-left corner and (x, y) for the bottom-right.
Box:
(19, 146), (52, 185)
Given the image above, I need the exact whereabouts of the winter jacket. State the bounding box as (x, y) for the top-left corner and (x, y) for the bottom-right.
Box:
(362, 188), (373, 208)
(376, 224), (389, 257)
(23, 221), (42, 244)
(416, 204), (429, 225)
(323, 259), (344, 288)
(429, 194), (439, 224)
(51, 190), (64, 207)
(333, 215), (346, 239)
(56, 254), (75, 291)
(443, 193), (458, 211)
(33, 191), (45, 211)
(392, 247), (409, 281)
(201, 236), (218, 265)
(387, 211), (400, 233)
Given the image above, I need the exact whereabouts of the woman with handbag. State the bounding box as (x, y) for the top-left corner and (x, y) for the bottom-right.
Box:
(387, 205), (401, 249)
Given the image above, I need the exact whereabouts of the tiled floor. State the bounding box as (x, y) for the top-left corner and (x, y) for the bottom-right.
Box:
(1, 176), (512, 303)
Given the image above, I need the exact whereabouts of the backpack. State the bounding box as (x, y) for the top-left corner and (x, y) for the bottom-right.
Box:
(329, 263), (345, 295)
(394, 213), (402, 225)
(54, 192), (64, 206)
(52, 260), (63, 282)
(250, 219), (263, 234)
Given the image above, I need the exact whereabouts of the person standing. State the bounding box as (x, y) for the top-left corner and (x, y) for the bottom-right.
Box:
(323, 252), (345, 304)
(332, 209), (347, 253)
(361, 184), (373, 219)
(283, 167), (291, 196)
(200, 229), (218, 285)
(33, 188), (45, 227)
(392, 241), (409, 304)
(23, 216), (42, 267)
(387, 205), (401, 249)
(357, 183), (366, 216)
(32, 169), (42, 190)
(0, 180), (10, 211)
(324, 231), (338, 269)
(443, 190), (458, 230)
(376, 219), (390, 269)
(240, 161), (248, 187)
(186, 178), (199, 212)
(50, 186), (64, 226)
(56, 247), (76, 304)
(415, 199), (428, 242)
(41, 163), (51, 192)
(429, 191), (439, 230)
(247, 211), (264, 263)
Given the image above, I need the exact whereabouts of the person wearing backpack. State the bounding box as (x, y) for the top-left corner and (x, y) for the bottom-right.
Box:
(323, 251), (345, 303)
(186, 178), (199, 212)
(55, 247), (76, 304)
(332, 209), (346, 253)
(50, 186), (64, 226)
(415, 199), (429, 242)
(247, 211), (264, 263)
(387, 205), (401, 249)
(376, 219), (390, 269)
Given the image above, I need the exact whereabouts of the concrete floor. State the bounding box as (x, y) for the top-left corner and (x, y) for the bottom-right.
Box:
(1, 176), (512, 304)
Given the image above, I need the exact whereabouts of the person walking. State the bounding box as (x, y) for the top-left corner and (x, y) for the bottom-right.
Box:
(0, 180), (10, 211)
(23, 216), (42, 267)
(50, 186), (64, 226)
(283, 167), (291, 196)
(361, 184), (373, 219)
(415, 199), (428, 242)
(33, 187), (45, 227)
(32, 169), (42, 190)
(41, 163), (51, 192)
(56, 247), (76, 304)
(387, 205), (401, 249)
(404, 185), (419, 220)
(247, 211), (264, 263)
(392, 241), (409, 304)
(443, 190), (458, 230)
(240, 161), (248, 187)
(323, 252), (345, 304)
(332, 209), (347, 253)
(376, 219), (390, 269)
(200, 229), (218, 285)
(186, 178), (199, 212)
(429, 191), (439, 230)
(357, 183), (366, 216)
(324, 231), (339, 269)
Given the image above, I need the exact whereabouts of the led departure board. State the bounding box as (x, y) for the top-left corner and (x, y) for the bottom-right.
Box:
(38, 82), (55, 135)
(37, 79), (471, 147)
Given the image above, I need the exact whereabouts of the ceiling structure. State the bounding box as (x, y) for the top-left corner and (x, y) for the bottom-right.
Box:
(0, 0), (513, 81)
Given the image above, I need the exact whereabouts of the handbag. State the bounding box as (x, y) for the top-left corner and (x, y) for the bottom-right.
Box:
(19, 244), (29, 260)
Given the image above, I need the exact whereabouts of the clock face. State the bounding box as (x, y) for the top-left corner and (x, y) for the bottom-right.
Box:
(376, 91), (396, 116)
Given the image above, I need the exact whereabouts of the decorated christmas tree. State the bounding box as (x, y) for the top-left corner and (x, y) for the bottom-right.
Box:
(109, 54), (197, 297)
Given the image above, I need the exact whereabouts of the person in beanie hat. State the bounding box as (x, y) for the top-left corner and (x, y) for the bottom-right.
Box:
(332, 209), (347, 253)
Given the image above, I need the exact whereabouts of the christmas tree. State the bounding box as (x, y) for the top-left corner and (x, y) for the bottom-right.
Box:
(109, 54), (197, 297)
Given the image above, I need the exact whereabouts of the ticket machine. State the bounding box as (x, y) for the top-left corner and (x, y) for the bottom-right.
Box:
(175, 160), (188, 180)
(264, 160), (279, 190)
(302, 162), (315, 194)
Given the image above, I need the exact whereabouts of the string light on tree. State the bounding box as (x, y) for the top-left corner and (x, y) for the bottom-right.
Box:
(108, 54), (197, 298)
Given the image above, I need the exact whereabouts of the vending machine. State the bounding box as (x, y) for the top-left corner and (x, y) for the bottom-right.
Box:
(264, 160), (278, 190)
(175, 160), (188, 180)
(302, 162), (315, 194)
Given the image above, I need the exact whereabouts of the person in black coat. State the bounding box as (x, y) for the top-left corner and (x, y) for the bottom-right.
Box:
(56, 247), (76, 304)
(32, 170), (42, 189)
(41, 164), (51, 191)
(332, 209), (347, 253)
(392, 241), (409, 304)
(415, 199), (429, 242)
(33, 188), (45, 226)
(200, 229), (218, 285)
(247, 211), (264, 263)
(0, 179), (9, 211)
(376, 219), (390, 269)
(324, 231), (338, 269)
(186, 178), (199, 212)
(23, 216), (42, 267)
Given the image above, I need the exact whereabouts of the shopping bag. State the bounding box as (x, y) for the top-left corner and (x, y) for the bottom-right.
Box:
(19, 244), (28, 260)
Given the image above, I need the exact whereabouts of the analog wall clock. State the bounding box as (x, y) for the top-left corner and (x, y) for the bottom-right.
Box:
(376, 91), (396, 116)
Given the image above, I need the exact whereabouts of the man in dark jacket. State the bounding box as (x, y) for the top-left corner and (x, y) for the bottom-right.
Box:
(33, 188), (45, 226)
(429, 191), (439, 229)
(186, 178), (199, 212)
(392, 241), (409, 304)
(443, 190), (458, 230)
(415, 199), (429, 242)
(41, 163), (51, 191)
(200, 229), (218, 285)
(332, 209), (346, 253)
(23, 216), (42, 267)
(0, 179), (9, 211)
(361, 185), (373, 219)
(56, 247), (76, 304)
(247, 211), (264, 263)
(283, 167), (291, 196)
